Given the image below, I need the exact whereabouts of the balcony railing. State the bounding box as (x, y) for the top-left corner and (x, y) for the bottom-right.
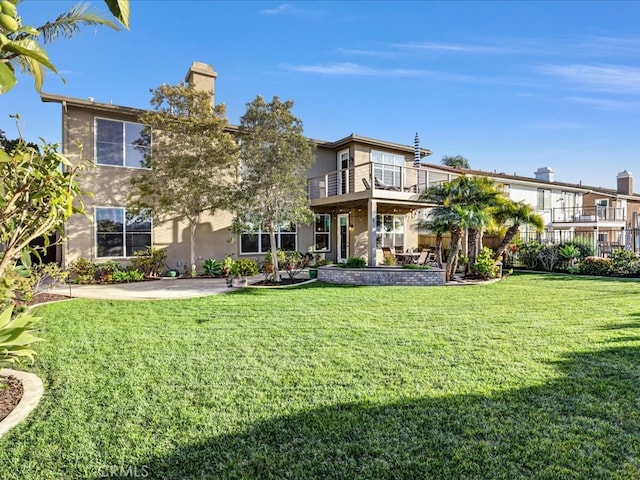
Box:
(307, 162), (452, 201)
(552, 206), (626, 223)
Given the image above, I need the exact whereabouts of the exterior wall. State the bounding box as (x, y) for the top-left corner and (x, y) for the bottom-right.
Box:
(318, 265), (446, 286)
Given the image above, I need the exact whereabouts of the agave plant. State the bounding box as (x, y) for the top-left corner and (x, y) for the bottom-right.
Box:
(0, 306), (43, 367)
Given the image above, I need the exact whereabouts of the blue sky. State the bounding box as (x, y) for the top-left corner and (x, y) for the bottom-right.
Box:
(3, 0), (640, 189)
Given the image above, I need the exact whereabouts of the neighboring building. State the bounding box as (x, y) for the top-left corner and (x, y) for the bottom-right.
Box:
(41, 61), (640, 269)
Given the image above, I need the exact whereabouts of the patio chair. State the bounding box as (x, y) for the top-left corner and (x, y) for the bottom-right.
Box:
(414, 249), (430, 266)
(362, 178), (371, 190)
(374, 177), (400, 191)
(394, 246), (404, 255)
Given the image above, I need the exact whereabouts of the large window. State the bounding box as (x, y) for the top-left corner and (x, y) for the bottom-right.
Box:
(95, 118), (150, 168)
(376, 214), (404, 248)
(314, 214), (331, 252)
(537, 189), (551, 210)
(371, 150), (405, 188)
(240, 222), (297, 254)
(95, 207), (152, 258)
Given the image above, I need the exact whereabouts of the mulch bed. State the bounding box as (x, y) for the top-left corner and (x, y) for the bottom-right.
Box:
(27, 292), (72, 307)
(0, 375), (23, 423)
(251, 278), (310, 286)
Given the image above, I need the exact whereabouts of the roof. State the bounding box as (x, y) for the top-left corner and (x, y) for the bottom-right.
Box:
(40, 93), (431, 157)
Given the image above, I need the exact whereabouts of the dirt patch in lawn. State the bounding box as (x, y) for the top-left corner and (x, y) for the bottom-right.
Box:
(0, 375), (23, 423)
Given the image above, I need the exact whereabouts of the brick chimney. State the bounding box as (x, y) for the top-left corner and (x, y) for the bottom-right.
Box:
(534, 166), (554, 182)
(184, 61), (217, 104)
(617, 170), (633, 195)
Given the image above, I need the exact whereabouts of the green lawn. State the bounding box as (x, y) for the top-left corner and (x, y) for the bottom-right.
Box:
(1, 273), (640, 479)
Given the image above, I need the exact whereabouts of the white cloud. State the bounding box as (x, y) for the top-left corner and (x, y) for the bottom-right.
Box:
(392, 41), (511, 54)
(537, 64), (640, 94)
(566, 96), (640, 110)
(283, 62), (431, 77)
(260, 4), (291, 15)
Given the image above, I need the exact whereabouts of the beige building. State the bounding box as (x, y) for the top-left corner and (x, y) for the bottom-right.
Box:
(41, 62), (449, 270)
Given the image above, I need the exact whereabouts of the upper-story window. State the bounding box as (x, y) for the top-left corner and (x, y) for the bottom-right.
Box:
(371, 150), (404, 188)
(537, 189), (551, 210)
(95, 118), (150, 168)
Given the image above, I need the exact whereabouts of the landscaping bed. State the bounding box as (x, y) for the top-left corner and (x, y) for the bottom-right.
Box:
(0, 376), (22, 423)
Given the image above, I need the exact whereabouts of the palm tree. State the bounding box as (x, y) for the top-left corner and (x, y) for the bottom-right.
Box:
(493, 200), (545, 260)
(1, 1), (129, 94)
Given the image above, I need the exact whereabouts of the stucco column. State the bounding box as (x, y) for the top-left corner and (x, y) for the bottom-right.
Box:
(368, 199), (377, 266)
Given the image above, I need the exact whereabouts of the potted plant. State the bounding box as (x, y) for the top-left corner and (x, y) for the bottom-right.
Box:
(456, 254), (469, 274)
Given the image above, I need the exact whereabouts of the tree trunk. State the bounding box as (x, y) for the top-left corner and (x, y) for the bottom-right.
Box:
(189, 220), (197, 277)
(435, 233), (444, 269)
(446, 227), (463, 281)
(494, 224), (520, 260)
(269, 226), (281, 282)
(468, 227), (479, 270)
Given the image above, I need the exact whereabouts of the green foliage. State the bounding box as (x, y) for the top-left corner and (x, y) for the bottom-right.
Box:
(518, 241), (543, 269)
(440, 154), (470, 169)
(558, 244), (579, 261)
(130, 247), (167, 278)
(0, 263), (34, 311)
(577, 256), (612, 276)
(31, 262), (69, 292)
(470, 247), (499, 279)
(282, 251), (310, 281)
(202, 258), (223, 277)
(67, 257), (96, 284)
(264, 249), (286, 266)
(230, 259), (259, 278)
(609, 248), (639, 275)
(561, 240), (595, 259)
(0, 305), (42, 366)
(221, 255), (235, 277)
(0, 1), (128, 94)
(538, 245), (561, 272)
(234, 95), (316, 281)
(345, 257), (366, 268)
(130, 82), (239, 277)
(383, 255), (397, 266)
(111, 269), (144, 283)
(0, 137), (88, 278)
(402, 264), (431, 270)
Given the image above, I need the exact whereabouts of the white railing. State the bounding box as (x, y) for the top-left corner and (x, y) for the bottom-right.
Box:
(552, 206), (626, 223)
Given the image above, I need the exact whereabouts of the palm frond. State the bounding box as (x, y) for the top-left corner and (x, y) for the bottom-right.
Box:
(35, 2), (120, 44)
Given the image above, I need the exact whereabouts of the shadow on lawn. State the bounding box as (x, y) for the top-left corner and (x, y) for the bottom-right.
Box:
(119, 346), (640, 480)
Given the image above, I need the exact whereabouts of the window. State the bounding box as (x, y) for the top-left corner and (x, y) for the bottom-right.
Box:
(371, 150), (405, 188)
(95, 118), (150, 168)
(314, 214), (331, 252)
(95, 207), (152, 258)
(240, 222), (297, 254)
(375, 214), (404, 248)
(537, 189), (551, 210)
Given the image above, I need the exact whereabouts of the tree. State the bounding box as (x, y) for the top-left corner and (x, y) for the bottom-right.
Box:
(493, 200), (545, 260)
(0, 138), (87, 278)
(416, 216), (448, 268)
(1, 128), (39, 153)
(0, 0), (129, 94)
(129, 83), (239, 277)
(235, 95), (315, 282)
(441, 155), (470, 169)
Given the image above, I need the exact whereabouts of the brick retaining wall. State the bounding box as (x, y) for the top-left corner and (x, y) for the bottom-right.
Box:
(317, 266), (446, 286)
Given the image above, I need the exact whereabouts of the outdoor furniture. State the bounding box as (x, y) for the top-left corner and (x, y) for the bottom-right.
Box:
(395, 251), (421, 265)
(374, 177), (400, 191)
(381, 247), (396, 264)
(362, 178), (371, 190)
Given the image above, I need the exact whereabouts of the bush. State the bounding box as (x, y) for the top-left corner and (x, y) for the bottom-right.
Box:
(0, 305), (43, 367)
(577, 256), (612, 276)
(282, 251), (310, 281)
(221, 255), (235, 277)
(470, 247), (499, 279)
(31, 262), (69, 292)
(609, 249), (639, 276)
(403, 264), (431, 270)
(95, 260), (121, 281)
(0, 264), (34, 311)
(67, 257), (96, 284)
(517, 241), (543, 269)
(111, 269), (144, 283)
(538, 245), (561, 272)
(264, 249), (286, 267)
(130, 247), (167, 278)
(565, 240), (595, 259)
(230, 259), (259, 277)
(345, 257), (366, 268)
(202, 258), (223, 277)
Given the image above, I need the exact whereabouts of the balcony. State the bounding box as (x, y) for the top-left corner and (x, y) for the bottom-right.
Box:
(307, 162), (452, 204)
(552, 206), (626, 224)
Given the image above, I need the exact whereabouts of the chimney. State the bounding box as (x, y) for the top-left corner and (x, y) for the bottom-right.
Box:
(534, 166), (554, 182)
(184, 61), (218, 104)
(617, 170), (633, 195)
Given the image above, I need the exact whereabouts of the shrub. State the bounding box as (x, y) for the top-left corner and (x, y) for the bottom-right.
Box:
(130, 247), (167, 278)
(221, 255), (235, 277)
(230, 259), (259, 277)
(470, 247), (499, 279)
(0, 305), (43, 367)
(264, 249), (286, 267)
(577, 256), (612, 276)
(31, 262), (69, 292)
(383, 255), (397, 266)
(517, 241), (543, 269)
(282, 251), (310, 281)
(111, 269), (144, 283)
(67, 257), (96, 284)
(202, 258), (223, 277)
(609, 249), (639, 276)
(565, 240), (595, 259)
(538, 245), (561, 272)
(0, 264), (34, 311)
(345, 257), (366, 268)
(95, 260), (121, 281)
(403, 264), (431, 270)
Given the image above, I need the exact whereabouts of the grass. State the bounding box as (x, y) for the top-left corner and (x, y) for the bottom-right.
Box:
(1, 272), (640, 479)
